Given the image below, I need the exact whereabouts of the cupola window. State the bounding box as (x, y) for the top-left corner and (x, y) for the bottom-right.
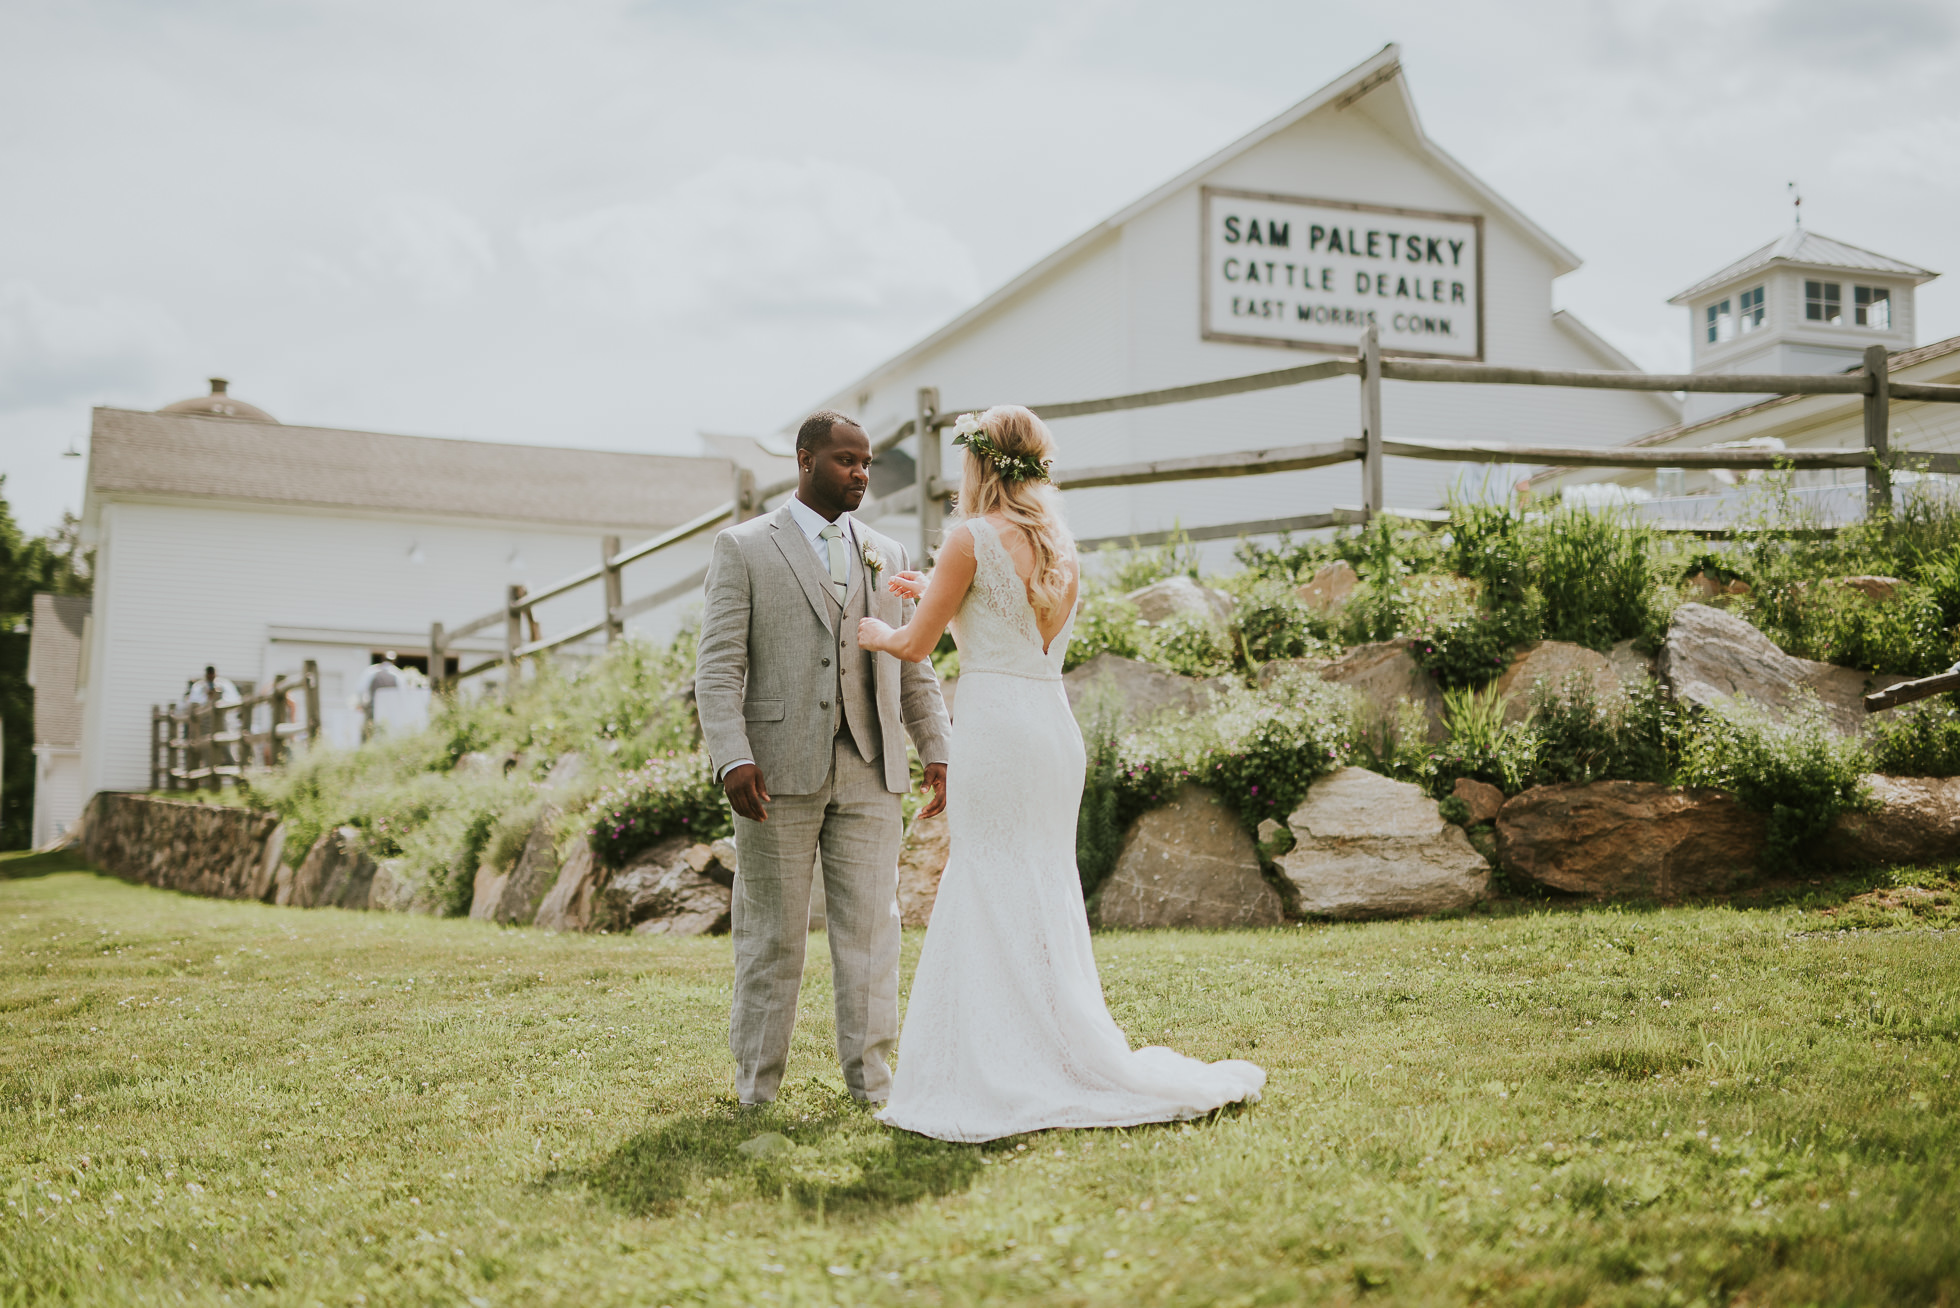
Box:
(1738, 285), (1765, 334)
(1805, 280), (1842, 325)
(1854, 286), (1891, 330)
(1705, 298), (1733, 344)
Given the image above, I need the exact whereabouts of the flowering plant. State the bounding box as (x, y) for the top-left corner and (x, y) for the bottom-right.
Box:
(950, 412), (1051, 484)
(858, 540), (886, 581)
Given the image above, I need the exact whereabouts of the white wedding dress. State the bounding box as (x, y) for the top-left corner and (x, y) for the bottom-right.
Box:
(878, 518), (1265, 1142)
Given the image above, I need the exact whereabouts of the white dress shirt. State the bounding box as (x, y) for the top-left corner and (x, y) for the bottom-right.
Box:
(719, 495), (858, 782)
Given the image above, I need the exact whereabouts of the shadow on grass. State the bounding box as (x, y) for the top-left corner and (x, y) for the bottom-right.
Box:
(0, 849), (95, 880)
(573, 1079), (990, 1218)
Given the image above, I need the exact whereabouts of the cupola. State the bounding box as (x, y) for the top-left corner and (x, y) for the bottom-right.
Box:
(157, 377), (279, 423)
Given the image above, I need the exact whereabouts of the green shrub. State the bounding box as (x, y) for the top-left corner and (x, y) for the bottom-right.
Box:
(1087, 532), (1201, 593)
(1063, 590), (1146, 671)
(1677, 695), (1872, 865)
(1411, 605), (1533, 689)
(1526, 676), (1676, 787)
(1073, 679), (1130, 897)
(1422, 683), (1538, 795)
(1219, 574), (1333, 669)
(1530, 509), (1667, 651)
(1869, 697), (1960, 776)
(1146, 611), (1237, 678)
(584, 752), (730, 869)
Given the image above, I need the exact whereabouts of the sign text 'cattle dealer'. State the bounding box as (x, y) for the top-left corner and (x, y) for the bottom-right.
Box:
(1201, 188), (1484, 359)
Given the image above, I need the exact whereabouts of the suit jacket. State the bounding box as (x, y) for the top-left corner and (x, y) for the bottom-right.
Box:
(695, 503), (953, 796)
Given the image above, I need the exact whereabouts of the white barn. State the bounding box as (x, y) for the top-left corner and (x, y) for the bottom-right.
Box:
(807, 45), (1679, 554)
(75, 381), (734, 798)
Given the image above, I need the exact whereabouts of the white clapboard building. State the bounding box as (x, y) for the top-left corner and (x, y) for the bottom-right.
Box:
(807, 44), (1679, 553)
(75, 381), (733, 797)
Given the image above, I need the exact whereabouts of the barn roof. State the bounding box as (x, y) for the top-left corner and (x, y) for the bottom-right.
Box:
(85, 407), (731, 531)
(28, 593), (90, 749)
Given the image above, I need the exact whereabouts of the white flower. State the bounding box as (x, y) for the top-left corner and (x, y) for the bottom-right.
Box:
(859, 544), (886, 576)
(952, 412), (984, 438)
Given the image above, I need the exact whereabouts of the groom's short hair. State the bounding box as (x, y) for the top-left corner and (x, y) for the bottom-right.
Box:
(796, 410), (860, 455)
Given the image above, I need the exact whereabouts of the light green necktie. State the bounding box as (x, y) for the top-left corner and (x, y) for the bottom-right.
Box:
(818, 522), (848, 605)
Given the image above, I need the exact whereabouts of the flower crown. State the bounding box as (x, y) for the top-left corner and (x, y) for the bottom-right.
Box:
(950, 412), (1052, 484)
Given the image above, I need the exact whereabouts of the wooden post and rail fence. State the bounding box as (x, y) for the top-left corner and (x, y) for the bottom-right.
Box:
(418, 331), (1960, 701)
(151, 661), (321, 791)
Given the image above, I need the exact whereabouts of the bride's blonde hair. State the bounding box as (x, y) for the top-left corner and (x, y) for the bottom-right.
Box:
(955, 405), (1074, 619)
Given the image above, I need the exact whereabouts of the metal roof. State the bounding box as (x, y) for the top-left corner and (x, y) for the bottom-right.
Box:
(1669, 229), (1938, 304)
(86, 407), (732, 531)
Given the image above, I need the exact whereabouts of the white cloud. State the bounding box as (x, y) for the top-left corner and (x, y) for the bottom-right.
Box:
(521, 157), (981, 332)
(355, 195), (497, 304)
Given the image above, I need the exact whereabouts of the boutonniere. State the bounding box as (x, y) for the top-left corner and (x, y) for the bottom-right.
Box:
(859, 541), (886, 581)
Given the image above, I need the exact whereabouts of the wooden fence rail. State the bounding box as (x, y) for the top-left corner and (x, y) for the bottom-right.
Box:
(152, 660), (320, 791)
(424, 333), (1960, 696)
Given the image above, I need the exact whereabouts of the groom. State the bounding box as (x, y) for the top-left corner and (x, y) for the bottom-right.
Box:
(695, 410), (953, 1106)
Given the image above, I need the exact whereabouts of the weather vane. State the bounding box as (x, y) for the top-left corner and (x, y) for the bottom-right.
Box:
(1788, 180), (1802, 229)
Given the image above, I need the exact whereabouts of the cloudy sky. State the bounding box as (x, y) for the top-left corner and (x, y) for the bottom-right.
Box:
(4, 0), (1956, 533)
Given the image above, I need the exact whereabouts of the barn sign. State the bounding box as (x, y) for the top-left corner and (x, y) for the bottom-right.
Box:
(1201, 187), (1484, 360)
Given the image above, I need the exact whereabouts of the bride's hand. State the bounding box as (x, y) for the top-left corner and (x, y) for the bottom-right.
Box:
(886, 570), (928, 601)
(857, 616), (895, 654)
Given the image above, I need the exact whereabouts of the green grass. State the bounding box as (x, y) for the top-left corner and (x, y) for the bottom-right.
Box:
(2, 861), (1957, 1306)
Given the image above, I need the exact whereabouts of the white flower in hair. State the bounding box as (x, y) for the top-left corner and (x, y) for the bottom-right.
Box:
(952, 412), (986, 440)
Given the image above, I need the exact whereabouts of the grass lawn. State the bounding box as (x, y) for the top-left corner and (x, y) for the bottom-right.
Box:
(2, 854), (1957, 1307)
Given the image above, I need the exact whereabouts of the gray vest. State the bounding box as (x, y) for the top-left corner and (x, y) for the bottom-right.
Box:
(827, 568), (882, 764)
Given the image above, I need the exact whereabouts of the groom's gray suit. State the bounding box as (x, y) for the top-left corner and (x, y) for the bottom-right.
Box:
(695, 502), (952, 1104)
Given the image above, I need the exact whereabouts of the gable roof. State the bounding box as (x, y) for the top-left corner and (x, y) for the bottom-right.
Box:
(28, 593), (90, 748)
(809, 44), (1585, 419)
(1669, 229), (1938, 304)
(86, 407), (731, 531)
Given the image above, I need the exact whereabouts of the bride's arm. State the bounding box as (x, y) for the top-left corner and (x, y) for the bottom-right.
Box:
(857, 524), (977, 663)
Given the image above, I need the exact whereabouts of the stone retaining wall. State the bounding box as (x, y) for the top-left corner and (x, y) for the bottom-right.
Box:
(77, 793), (286, 903)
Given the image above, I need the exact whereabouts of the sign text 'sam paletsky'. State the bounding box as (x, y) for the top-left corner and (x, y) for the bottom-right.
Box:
(1201, 187), (1484, 360)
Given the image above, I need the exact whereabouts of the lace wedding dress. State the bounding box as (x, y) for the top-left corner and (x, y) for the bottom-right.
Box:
(877, 518), (1265, 1142)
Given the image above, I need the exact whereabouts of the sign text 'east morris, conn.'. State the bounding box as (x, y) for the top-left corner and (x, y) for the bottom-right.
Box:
(1201, 187), (1484, 359)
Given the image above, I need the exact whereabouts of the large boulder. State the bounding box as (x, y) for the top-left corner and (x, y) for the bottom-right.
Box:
(467, 863), (507, 920)
(1496, 781), (1764, 899)
(1316, 642), (1447, 743)
(494, 815), (564, 925)
(1064, 652), (1214, 725)
(1824, 775), (1960, 868)
(1451, 777), (1505, 826)
(1097, 785), (1283, 929)
(1273, 768), (1489, 918)
(1494, 641), (1620, 723)
(533, 841), (599, 932)
(1124, 575), (1235, 626)
(1295, 561), (1359, 616)
(366, 859), (420, 913)
(1608, 639), (1656, 690)
(1657, 602), (1909, 734)
(897, 811), (950, 928)
(592, 834), (731, 936)
(284, 826), (376, 909)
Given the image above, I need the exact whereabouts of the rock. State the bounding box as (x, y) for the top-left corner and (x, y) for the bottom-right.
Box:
(1834, 575), (1903, 602)
(1274, 768), (1490, 918)
(1494, 641), (1620, 723)
(77, 793), (283, 904)
(706, 838), (740, 888)
(1496, 782), (1764, 899)
(367, 859), (417, 912)
(494, 815), (564, 925)
(1256, 817), (1295, 858)
(1097, 785), (1284, 929)
(627, 865), (732, 936)
(287, 826), (375, 910)
(1124, 575), (1235, 626)
(533, 841), (599, 932)
(897, 811), (950, 928)
(1608, 639), (1656, 690)
(1064, 652), (1214, 726)
(1657, 602), (1910, 734)
(468, 864), (507, 920)
(247, 822), (286, 902)
(1255, 657), (1333, 689)
(1296, 560), (1359, 615)
(1316, 642), (1447, 743)
(543, 752), (587, 788)
(1824, 775), (1960, 868)
(1451, 777), (1505, 826)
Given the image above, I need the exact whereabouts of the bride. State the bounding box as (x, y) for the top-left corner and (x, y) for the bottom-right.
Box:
(856, 405), (1265, 1142)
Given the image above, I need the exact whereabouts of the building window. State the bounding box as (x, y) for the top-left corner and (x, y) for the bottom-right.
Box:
(1805, 280), (1842, 324)
(1738, 285), (1765, 334)
(1706, 298), (1733, 344)
(1855, 285), (1891, 330)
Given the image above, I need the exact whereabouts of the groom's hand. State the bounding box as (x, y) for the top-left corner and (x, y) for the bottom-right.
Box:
(919, 762), (948, 819)
(724, 764), (771, 822)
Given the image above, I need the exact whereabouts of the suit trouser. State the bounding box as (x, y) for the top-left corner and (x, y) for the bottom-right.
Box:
(729, 736), (902, 1104)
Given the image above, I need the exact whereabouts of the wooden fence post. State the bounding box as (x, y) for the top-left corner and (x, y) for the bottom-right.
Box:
(428, 622), (446, 693)
(266, 675), (286, 769)
(504, 584), (526, 702)
(732, 466), (757, 524)
(1359, 325), (1383, 521)
(302, 660), (321, 750)
(916, 387), (942, 563)
(1864, 344), (1891, 519)
(602, 536), (624, 644)
(150, 706), (164, 791)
